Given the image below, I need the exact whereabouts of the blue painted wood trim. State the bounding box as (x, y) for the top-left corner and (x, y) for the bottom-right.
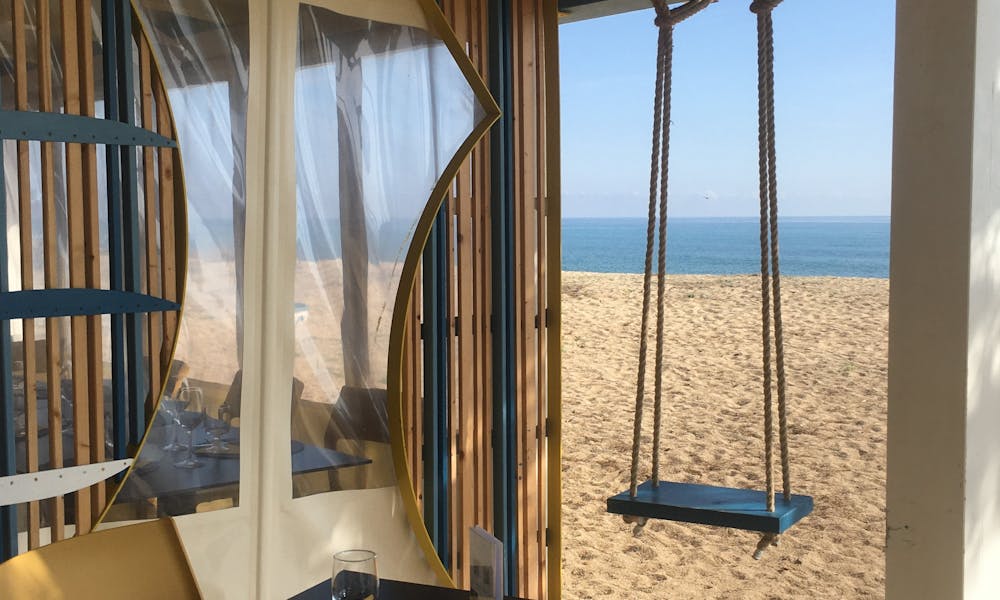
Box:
(0, 289), (180, 320)
(422, 204), (451, 570)
(0, 132), (19, 560)
(0, 110), (175, 147)
(102, 0), (128, 459)
(489, 0), (519, 594)
(607, 481), (814, 534)
(116, 0), (146, 447)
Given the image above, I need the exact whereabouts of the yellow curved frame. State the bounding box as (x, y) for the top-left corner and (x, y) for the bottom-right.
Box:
(96, 5), (191, 526)
(385, 0), (501, 588)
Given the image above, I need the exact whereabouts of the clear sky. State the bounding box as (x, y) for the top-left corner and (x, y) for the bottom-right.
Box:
(559, 0), (896, 218)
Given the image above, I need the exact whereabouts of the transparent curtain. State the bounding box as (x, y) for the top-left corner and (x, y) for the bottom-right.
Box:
(290, 3), (485, 499)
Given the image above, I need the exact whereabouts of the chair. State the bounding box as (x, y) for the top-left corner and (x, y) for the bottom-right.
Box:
(164, 359), (191, 398)
(291, 386), (393, 493)
(219, 369), (305, 424)
(0, 518), (201, 599)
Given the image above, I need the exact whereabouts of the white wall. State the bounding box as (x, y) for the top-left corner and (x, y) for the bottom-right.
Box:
(887, 0), (1000, 598)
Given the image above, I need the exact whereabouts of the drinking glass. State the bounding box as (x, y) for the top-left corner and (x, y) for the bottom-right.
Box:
(332, 549), (378, 600)
(173, 386), (206, 469)
(160, 392), (188, 452)
(202, 405), (233, 455)
(12, 363), (25, 438)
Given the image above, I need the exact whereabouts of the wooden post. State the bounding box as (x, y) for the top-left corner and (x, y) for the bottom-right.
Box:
(13, 0), (41, 550)
(59, 0), (93, 535)
(139, 40), (162, 425)
(337, 33), (371, 389)
(38, 0), (66, 542)
(78, 0), (106, 521)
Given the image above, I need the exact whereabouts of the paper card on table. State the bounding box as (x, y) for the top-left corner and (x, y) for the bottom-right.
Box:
(469, 526), (503, 600)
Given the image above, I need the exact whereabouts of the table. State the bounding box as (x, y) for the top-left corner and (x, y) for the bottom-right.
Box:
(11, 387), (372, 507)
(290, 577), (527, 600)
(115, 421), (372, 503)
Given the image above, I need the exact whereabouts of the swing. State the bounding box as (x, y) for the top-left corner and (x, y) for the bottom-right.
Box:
(605, 0), (813, 556)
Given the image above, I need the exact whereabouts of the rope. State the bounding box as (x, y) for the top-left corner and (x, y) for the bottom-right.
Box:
(754, 0), (777, 516)
(753, 0), (791, 557)
(651, 23), (672, 489)
(623, 1), (796, 559)
(629, 0), (714, 499)
(761, 8), (791, 503)
(628, 9), (668, 499)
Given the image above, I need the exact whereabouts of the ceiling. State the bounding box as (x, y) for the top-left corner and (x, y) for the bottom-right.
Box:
(557, 0), (660, 24)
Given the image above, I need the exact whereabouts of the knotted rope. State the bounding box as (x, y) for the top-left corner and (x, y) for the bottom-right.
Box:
(629, 0), (714, 503)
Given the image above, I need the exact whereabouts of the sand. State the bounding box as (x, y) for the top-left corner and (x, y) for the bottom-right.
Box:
(561, 272), (888, 600)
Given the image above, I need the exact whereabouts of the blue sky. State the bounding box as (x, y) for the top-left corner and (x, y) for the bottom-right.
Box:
(559, 1), (896, 218)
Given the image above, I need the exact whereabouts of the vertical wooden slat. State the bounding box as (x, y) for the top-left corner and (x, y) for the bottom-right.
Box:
(510, 0), (525, 592)
(444, 191), (458, 581)
(541, 1), (562, 595)
(78, 0), (106, 521)
(12, 0), (41, 550)
(516, 0), (542, 593)
(467, 0), (484, 535)
(155, 78), (177, 365)
(38, 0), (66, 543)
(477, 0), (493, 534)
(452, 1), (478, 588)
(59, 0), (93, 535)
(533, 2), (549, 597)
(139, 39), (162, 424)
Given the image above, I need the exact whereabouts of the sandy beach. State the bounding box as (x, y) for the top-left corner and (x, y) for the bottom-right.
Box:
(561, 272), (888, 599)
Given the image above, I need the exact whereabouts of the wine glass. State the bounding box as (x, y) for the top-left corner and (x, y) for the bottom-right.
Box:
(173, 386), (206, 469)
(202, 404), (233, 455)
(160, 391), (188, 452)
(332, 549), (378, 600)
(12, 389), (25, 440)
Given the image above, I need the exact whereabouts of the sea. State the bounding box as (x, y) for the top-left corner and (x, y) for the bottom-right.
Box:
(562, 217), (890, 279)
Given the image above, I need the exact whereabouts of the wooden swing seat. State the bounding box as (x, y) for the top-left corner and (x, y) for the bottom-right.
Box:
(607, 480), (813, 534)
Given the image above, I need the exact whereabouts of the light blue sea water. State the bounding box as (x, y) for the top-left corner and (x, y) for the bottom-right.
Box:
(562, 217), (890, 278)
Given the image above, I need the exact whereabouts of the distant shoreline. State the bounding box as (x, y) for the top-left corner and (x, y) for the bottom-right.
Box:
(559, 270), (889, 280)
(562, 215), (891, 222)
(562, 217), (890, 278)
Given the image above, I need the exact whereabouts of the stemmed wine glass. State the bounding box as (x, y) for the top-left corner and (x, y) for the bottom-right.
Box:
(173, 386), (206, 469)
(160, 389), (188, 452)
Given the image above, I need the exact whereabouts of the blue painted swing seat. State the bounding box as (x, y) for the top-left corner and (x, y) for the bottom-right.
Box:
(607, 480), (813, 534)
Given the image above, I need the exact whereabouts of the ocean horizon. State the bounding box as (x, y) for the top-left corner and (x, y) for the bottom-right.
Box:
(563, 216), (890, 278)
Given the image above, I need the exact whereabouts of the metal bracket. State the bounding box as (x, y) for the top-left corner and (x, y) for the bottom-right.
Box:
(0, 460), (133, 506)
(0, 110), (176, 147)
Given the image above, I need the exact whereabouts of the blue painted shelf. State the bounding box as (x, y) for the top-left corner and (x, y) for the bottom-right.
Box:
(607, 480), (813, 534)
(0, 289), (179, 320)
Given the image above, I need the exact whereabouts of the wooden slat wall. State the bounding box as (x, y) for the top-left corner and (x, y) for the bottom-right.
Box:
(401, 2), (552, 598)
(4, 0), (181, 553)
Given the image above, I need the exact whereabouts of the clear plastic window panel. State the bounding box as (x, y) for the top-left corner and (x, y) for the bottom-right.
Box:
(109, 0), (250, 519)
(291, 4), (484, 498)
